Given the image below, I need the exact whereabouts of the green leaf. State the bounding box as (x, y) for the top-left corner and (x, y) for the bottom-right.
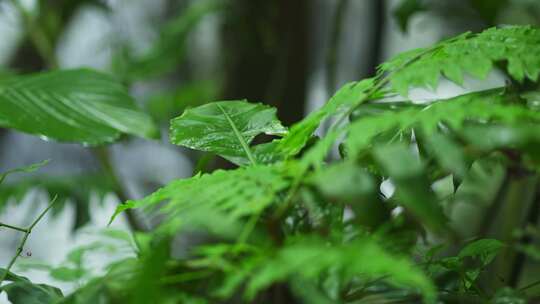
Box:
(373, 144), (448, 232)
(0, 268), (29, 283)
(110, 165), (289, 230)
(310, 161), (375, 204)
(0, 69), (159, 145)
(170, 100), (287, 165)
(222, 140), (284, 166)
(380, 26), (540, 96)
(458, 238), (505, 266)
(50, 267), (86, 282)
(0, 281), (63, 304)
(0, 160), (49, 185)
(421, 132), (469, 179)
(226, 238), (436, 303)
(278, 78), (375, 157)
(346, 89), (540, 157)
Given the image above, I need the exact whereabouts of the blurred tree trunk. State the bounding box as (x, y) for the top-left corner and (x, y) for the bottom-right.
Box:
(221, 0), (309, 127)
(220, 1), (308, 299)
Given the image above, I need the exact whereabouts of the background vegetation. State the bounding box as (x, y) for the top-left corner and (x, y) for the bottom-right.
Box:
(1, 0), (540, 303)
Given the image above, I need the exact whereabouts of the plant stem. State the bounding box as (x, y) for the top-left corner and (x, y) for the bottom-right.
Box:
(0, 223), (27, 233)
(9, 0), (58, 69)
(520, 278), (540, 291)
(0, 195), (58, 286)
(509, 182), (540, 286)
(486, 172), (537, 289)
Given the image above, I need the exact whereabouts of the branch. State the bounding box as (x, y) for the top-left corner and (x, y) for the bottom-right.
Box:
(0, 195), (58, 286)
(0, 223), (27, 233)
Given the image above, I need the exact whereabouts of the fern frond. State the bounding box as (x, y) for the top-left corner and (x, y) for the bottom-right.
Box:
(219, 237), (436, 303)
(380, 26), (540, 95)
(346, 89), (540, 156)
(278, 78), (375, 157)
(110, 166), (289, 227)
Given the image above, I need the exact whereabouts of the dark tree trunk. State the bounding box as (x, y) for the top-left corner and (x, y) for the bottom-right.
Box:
(221, 0), (309, 126)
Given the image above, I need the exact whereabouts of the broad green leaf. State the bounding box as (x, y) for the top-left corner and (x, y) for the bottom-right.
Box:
(0, 268), (29, 283)
(170, 100), (287, 165)
(222, 140), (284, 166)
(0, 281), (63, 304)
(0, 69), (158, 145)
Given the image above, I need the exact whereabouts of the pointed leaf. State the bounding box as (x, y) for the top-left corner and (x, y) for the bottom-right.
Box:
(0, 69), (159, 145)
(0, 160), (49, 185)
(170, 100), (287, 164)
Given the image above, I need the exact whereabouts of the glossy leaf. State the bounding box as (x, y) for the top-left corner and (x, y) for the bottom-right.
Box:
(0, 69), (159, 145)
(0, 269), (63, 304)
(170, 100), (287, 165)
(0, 282), (63, 304)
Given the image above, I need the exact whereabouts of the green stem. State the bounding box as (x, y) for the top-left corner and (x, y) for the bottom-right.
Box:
(520, 278), (540, 291)
(486, 172), (537, 289)
(236, 211), (261, 245)
(0, 196), (57, 286)
(9, 0), (59, 69)
(0, 222), (28, 233)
